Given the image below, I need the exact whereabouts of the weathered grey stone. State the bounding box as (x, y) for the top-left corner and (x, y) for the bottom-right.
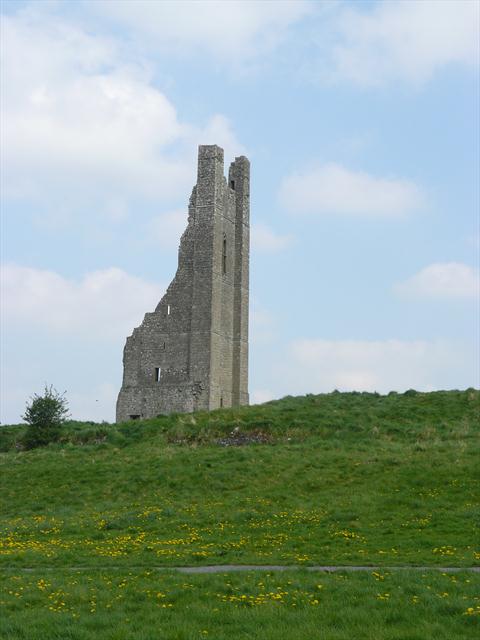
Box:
(116, 145), (249, 422)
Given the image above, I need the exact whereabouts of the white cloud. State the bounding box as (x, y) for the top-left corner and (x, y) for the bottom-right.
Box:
(280, 163), (424, 216)
(2, 11), (245, 219)
(325, 0), (479, 86)
(1, 264), (164, 339)
(1, 261), (166, 422)
(93, 0), (310, 62)
(147, 210), (188, 250)
(395, 263), (480, 299)
(283, 338), (471, 394)
(251, 222), (293, 252)
(193, 114), (246, 165)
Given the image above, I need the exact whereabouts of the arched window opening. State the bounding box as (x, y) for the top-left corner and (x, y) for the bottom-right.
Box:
(222, 235), (227, 275)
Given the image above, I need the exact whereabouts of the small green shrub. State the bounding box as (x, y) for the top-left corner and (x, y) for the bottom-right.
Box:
(21, 385), (69, 449)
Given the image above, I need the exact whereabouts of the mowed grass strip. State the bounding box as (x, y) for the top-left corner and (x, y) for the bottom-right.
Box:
(0, 390), (479, 568)
(1, 568), (479, 640)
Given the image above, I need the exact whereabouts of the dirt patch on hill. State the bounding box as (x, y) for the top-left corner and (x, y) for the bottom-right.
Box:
(216, 428), (272, 447)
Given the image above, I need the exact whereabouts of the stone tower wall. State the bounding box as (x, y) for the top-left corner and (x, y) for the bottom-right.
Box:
(116, 145), (249, 422)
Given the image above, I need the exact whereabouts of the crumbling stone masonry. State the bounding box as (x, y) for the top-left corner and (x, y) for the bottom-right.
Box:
(116, 145), (249, 422)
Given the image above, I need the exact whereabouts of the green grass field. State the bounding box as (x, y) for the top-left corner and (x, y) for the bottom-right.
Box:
(1, 390), (479, 637)
(1, 568), (479, 639)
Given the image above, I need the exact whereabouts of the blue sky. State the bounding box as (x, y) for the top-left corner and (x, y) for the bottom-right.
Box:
(1, 0), (479, 423)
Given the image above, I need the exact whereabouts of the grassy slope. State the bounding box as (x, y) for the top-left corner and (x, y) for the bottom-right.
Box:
(1, 390), (479, 568)
(1, 390), (479, 639)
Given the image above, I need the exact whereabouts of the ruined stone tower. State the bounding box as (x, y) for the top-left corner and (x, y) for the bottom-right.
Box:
(116, 145), (249, 422)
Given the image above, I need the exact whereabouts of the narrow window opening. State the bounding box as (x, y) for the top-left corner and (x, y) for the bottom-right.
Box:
(162, 341), (166, 350)
(222, 236), (227, 275)
(220, 397), (223, 408)
(130, 414), (140, 420)
(155, 367), (162, 382)
(230, 179), (235, 190)
(167, 304), (171, 316)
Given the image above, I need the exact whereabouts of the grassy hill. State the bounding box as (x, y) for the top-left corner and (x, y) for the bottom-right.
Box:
(1, 389), (479, 639)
